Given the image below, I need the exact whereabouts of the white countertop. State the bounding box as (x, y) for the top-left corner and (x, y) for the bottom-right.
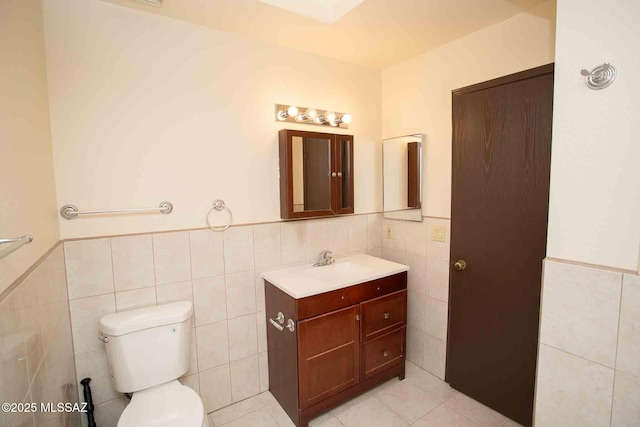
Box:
(261, 254), (409, 299)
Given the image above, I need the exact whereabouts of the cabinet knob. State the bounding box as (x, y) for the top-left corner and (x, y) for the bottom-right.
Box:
(331, 172), (337, 177)
(337, 172), (343, 177)
(383, 350), (389, 357)
(383, 312), (390, 320)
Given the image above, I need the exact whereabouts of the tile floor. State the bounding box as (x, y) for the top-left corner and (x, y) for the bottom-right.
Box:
(207, 361), (524, 427)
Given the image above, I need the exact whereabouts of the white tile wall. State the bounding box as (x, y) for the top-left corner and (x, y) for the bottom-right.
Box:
(110, 235), (155, 292)
(535, 259), (640, 426)
(612, 370), (640, 427)
(65, 238), (114, 299)
(0, 244), (78, 427)
(535, 344), (614, 427)
(382, 217), (451, 380)
(539, 261), (622, 367)
(617, 274), (640, 378)
(63, 214), (384, 423)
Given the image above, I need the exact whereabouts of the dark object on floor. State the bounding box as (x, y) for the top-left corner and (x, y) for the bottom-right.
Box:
(81, 377), (97, 427)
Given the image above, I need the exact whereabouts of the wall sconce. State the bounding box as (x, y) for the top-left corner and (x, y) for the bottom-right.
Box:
(275, 104), (352, 129)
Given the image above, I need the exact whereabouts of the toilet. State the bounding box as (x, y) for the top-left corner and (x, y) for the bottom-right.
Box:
(98, 301), (210, 427)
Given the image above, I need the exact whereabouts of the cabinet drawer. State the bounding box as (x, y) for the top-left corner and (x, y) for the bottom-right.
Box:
(361, 290), (407, 342)
(361, 328), (405, 380)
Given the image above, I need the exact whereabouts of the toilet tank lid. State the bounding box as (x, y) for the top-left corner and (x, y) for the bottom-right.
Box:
(99, 301), (193, 336)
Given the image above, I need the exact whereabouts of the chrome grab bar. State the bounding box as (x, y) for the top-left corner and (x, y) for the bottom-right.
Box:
(0, 234), (33, 260)
(60, 201), (173, 220)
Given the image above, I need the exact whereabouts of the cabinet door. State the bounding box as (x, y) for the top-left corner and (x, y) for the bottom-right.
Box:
(298, 305), (360, 409)
(333, 135), (354, 214)
(279, 129), (336, 219)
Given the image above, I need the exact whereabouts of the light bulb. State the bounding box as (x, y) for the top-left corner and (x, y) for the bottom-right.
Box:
(306, 108), (317, 120)
(330, 120), (338, 127)
(295, 113), (305, 122)
(341, 113), (352, 124)
(277, 110), (288, 121)
(325, 111), (336, 122)
(287, 105), (299, 117)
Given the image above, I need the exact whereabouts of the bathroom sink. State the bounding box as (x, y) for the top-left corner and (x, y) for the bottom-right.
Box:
(305, 261), (374, 282)
(261, 254), (409, 299)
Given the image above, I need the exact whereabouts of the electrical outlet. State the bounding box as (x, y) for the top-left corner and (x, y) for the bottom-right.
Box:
(431, 226), (446, 242)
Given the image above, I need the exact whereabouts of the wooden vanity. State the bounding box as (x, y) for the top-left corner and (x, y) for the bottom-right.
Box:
(263, 255), (408, 427)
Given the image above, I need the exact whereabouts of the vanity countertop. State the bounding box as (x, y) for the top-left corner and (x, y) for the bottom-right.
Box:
(261, 254), (409, 299)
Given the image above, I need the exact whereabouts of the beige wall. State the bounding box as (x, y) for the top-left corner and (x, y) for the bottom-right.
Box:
(381, 1), (556, 219)
(546, 0), (640, 271)
(43, 0), (382, 240)
(0, 0), (60, 293)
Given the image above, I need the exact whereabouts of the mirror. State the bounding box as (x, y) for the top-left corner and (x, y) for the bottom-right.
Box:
(292, 135), (333, 212)
(383, 134), (423, 221)
(280, 129), (355, 219)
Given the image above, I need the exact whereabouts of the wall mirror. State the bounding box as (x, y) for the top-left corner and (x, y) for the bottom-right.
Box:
(279, 129), (354, 219)
(383, 134), (423, 221)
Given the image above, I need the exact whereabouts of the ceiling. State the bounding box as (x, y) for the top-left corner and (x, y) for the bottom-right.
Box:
(103, 0), (551, 69)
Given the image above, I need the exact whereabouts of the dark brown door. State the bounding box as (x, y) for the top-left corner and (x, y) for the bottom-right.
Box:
(447, 64), (554, 426)
(298, 305), (359, 409)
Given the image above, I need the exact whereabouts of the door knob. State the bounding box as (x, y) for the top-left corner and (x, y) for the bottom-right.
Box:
(453, 260), (467, 271)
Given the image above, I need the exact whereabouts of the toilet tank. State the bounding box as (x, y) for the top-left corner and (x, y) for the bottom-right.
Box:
(98, 301), (193, 393)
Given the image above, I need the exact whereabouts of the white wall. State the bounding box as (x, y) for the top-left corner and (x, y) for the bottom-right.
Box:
(381, 1), (556, 219)
(43, 0), (382, 239)
(0, 0), (60, 293)
(546, 0), (640, 271)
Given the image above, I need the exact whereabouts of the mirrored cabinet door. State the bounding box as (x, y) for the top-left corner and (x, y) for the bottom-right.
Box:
(279, 129), (354, 219)
(382, 134), (424, 222)
(292, 135), (332, 212)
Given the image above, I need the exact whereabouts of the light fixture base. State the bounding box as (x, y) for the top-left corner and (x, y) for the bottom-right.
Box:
(274, 104), (350, 129)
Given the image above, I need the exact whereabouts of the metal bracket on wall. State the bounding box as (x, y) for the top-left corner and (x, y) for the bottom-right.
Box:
(580, 63), (617, 90)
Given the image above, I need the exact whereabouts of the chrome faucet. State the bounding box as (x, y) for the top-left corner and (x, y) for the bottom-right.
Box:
(313, 250), (335, 267)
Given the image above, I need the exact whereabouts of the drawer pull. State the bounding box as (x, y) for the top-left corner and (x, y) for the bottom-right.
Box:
(383, 312), (390, 320)
(269, 318), (284, 331)
(383, 350), (389, 357)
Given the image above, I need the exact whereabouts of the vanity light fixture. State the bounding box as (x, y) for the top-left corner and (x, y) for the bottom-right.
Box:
(275, 104), (351, 129)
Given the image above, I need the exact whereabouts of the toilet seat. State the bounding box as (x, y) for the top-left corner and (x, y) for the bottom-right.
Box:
(118, 380), (205, 427)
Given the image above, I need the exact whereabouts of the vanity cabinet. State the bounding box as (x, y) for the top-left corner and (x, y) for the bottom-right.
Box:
(265, 272), (407, 427)
(279, 129), (354, 219)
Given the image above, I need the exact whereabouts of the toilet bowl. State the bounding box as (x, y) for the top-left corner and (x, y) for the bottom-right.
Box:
(98, 301), (209, 427)
(118, 381), (210, 427)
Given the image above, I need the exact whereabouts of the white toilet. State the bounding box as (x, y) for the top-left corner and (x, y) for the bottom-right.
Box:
(98, 301), (210, 427)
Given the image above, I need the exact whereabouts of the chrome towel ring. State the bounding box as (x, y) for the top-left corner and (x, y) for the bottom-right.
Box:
(207, 199), (232, 232)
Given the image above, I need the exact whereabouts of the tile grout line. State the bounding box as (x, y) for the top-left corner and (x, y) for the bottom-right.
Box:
(609, 272), (625, 427)
(220, 228), (236, 406)
(541, 342), (617, 371)
(187, 231), (199, 387)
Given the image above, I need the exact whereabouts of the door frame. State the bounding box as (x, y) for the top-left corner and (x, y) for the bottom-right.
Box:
(446, 63), (555, 420)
